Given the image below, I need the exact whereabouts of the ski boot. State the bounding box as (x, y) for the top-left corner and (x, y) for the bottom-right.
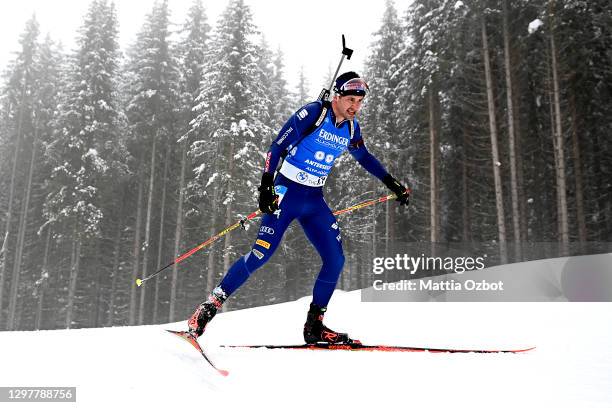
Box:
(187, 287), (228, 338)
(303, 303), (359, 344)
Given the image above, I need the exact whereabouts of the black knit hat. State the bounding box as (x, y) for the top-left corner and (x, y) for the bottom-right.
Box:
(333, 71), (369, 96)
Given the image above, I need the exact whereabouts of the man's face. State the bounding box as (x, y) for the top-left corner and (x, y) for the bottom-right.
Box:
(335, 94), (364, 120)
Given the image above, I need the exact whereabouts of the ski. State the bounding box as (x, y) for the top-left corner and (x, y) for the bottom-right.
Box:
(166, 330), (229, 376)
(221, 343), (535, 354)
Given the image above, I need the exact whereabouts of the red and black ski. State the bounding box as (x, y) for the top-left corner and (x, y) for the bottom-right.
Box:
(166, 330), (229, 376)
(220, 343), (535, 354)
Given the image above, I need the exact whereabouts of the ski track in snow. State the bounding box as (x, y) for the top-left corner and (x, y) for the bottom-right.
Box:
(1, 291), (611, 407)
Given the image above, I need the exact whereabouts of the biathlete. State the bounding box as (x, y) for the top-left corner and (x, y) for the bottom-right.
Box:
(187, 71), (410, 344)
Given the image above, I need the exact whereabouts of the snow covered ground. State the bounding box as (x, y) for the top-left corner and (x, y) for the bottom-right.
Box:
(1, 259), (611, 408)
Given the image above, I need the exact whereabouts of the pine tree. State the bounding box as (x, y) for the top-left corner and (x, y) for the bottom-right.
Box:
(269, 46), (293, 132)
(190, 0), (273, 309)
(1, 15), (40, 329)
(481, 5), (509, 263)
(124, 0), (179, 325)
(19, 35), (64, 330)
(169, 0), (210, 321)
(43, 0), (126, 328)
(550, 0), (612, 243)
(295, 66), (311, 107)
(501, 0), (524, 260)
(396, 0), (455, 252)
(361, 0), (407, 256)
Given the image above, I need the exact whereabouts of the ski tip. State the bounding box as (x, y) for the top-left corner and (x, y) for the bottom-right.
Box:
(513, 346), (536, 353)
(136, 278), (143, 287)
(166, 329), (191, 338)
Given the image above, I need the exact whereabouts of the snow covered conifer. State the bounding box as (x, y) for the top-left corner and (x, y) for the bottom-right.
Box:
(123, 0), (180, 325)
(189, 0), (273, 307)
(169, 0), (211, 321)
(43, 0), (126, 328)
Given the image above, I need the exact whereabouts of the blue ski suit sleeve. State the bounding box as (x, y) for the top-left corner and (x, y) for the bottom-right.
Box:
(348, 121), (389, 180)
(264, 102), (322, 174)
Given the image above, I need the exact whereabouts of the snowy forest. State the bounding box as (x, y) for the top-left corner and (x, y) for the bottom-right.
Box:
(0, 0), (610, 331)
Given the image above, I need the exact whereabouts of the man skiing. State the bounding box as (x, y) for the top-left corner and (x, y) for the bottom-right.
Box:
(187, 72), (410, 344)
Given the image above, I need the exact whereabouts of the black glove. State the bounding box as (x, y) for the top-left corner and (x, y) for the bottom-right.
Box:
(258, 173), (279, 214)
(383, 174), (410, 206)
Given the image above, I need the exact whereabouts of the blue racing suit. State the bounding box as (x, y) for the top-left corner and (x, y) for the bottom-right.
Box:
(219, 101), (389, 307)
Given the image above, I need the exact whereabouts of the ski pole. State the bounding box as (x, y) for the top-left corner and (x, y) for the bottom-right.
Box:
(136, 209), (261, 287)
(135, 192), (400, 287)
(332, 193), (397, 217)
(317, 34), (353, 102)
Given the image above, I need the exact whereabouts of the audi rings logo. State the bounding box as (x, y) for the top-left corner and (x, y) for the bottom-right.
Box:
(259, 226), (275, 235)
(297, 172), (309, 182)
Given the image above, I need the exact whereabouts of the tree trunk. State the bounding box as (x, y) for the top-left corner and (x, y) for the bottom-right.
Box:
(569, 88), (587, 246)
(545, 69), (556, 241)
(588, 132), (607, 240)
(6, 126), (38, 330)
(0, 232), (7, 314)
(502, 0), (522, 261)
(462, 127), (471, 242)
(139, 136), (158, 324)
(206, 182), (220, 295)
(204, 140), (223, 296)
(220, 139), (236, 314)
(481, 16), (508, 263)
(35, 227), (51, 330)
(91, 239), (103, 327)
(385, 199), (390, 256)
(129, 166), (145, 325)
(222, 140), (235, 278)
(548, 0), (569, 255)
(383, 150), (394, 256)
(107, 214), (122, 327)
(384, 180), (390, 255)
(170, 139), (187, 322)
(65, 222), (82, 329)
(428, 86), (440, 245)
(512, 80), (528, 245)
(370, 179), (378, 266)
(0, 80), (26, 327)
(153, 143), (170, 323)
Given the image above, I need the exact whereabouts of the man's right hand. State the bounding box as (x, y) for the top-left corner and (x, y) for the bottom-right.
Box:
(258, 173), (279, 214)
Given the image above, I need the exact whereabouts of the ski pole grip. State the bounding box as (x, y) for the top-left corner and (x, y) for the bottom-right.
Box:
(342, 34), (353, 59)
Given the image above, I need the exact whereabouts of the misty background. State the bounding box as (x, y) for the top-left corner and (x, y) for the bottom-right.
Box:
(0, 0), (611, 331)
